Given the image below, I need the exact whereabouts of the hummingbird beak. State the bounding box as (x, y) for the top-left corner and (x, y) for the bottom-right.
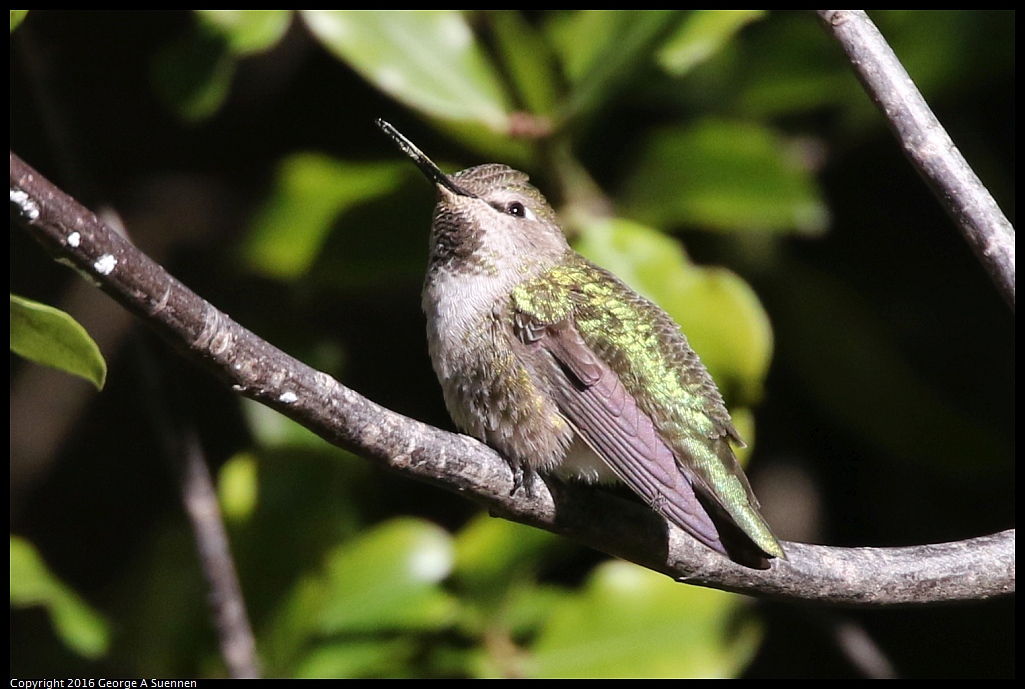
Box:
(377, 119), (477, 198)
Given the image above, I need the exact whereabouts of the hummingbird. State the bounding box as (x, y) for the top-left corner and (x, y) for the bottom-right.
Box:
(378, 120), (785, 566)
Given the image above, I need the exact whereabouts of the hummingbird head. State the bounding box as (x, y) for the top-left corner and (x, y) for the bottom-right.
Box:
(377, 120), (569, 278)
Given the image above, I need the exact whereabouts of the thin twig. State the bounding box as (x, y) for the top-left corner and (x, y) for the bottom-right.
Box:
(132, 343), (261, 679)
(11, 152), (1014, 605)
(817, 10), (1015, 310)
(179, 427), (261, 678)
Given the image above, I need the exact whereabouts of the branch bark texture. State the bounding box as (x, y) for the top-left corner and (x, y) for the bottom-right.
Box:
(11, 152), (1014, 606)
(818, 10), (1015, 310)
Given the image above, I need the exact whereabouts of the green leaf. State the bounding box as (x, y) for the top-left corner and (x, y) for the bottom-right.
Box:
(530, 560), (760, 678)
(574, 218), (773, 403)
(547, 11), (673, 85)
(317, 518), (459, 633)
(152, 29), (236, 123)
(736, 12), (1011, 123)
(242, 154), (406, 280)
(733, 13), (862, 119)
(453, 514), (560, 596)
(242, 399), (336, 451)
(10, 10), (28, 32)
(10, 535), (110, 658)
(489, 11), (560, 118)
(10, 294), (107, 389)
(464, 584), (570, 679)
(196, 10), (292, 55)
(301, 10), (511, 130)
(264, 519), (457, 676)
(658, 10), (764, 76)
(294, 638), (415, 679)
(546, 10), (679, 123)
(152, 12), (290, 123)
(623, 119), (828, 235)
(218, 452), (260, 522)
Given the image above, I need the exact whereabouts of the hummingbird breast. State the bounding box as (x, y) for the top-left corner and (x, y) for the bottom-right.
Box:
(422, 266), (577, 473)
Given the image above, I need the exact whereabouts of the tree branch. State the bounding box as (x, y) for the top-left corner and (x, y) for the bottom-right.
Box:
(11, 152), (1014, 605)
(817, 10), (1015, 311)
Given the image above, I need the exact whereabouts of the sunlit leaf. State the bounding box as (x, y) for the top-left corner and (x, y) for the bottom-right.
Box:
(10, 536), (110, 658)
(241, 399), (338, 453)
(263, 519), (457, 676)
(152, 11), (291, 122)
(218, 452), (259, 522)
(546, 10), (679, 123)
(196, 10), (292, 55)
(449, 517), (568, 677)
(658, 10), (764, 76)
(295, 639), (414, 679)
(317, 518), (459, 633)
(530, 561), (760, 678)
(453, 514), (560, 595)
(546, 10), (617, 84)
(301, 10), (511, 130)
(575, 218), (773, 403)
(11, 10), (28, 32)
(242, 153), (406, 280)
(623, 119), (828, 235)
(10, 294), (106, 389)
(489, 11), (559, 118)
(728, 407), (756, 466)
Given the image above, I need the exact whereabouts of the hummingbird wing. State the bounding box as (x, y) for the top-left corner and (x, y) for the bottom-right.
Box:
(515, 308), (734, 554)
(527, 318), (730, 555)
(512, 256), (784, 562)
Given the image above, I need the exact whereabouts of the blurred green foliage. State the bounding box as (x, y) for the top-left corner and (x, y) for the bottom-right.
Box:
(10, 10), (1013, 679)
(10, 9), (28, 32)
(10, 536), (110, 658)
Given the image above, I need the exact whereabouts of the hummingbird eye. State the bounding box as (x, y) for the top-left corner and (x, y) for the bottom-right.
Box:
(505, 201), (534, 220)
